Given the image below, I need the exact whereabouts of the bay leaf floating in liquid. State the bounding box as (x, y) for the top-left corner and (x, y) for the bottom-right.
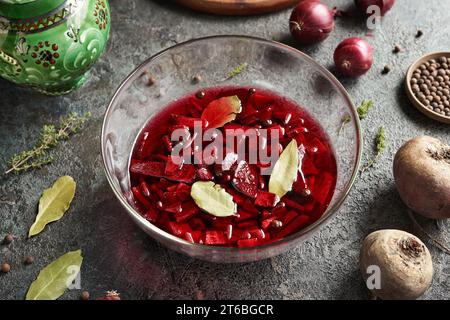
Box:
(269, 139), (299, 198)
(191, 181), (237, 217)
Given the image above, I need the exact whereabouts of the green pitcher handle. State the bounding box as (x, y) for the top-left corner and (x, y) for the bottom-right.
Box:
(0, 48), (22, 75)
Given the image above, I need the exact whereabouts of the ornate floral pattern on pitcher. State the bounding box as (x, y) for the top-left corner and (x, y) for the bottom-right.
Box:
(0, 0), (110, 95)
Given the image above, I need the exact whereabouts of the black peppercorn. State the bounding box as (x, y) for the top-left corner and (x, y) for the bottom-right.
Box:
(80, 291), (90, 300)
(2, 234), (13, 245)
(24, 256), (34, 265)
(1, 263), (11, 273)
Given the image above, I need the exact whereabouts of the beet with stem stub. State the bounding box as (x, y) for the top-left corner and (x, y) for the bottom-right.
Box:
(360, 229), (433, 300)
(394, 136), (450, 219)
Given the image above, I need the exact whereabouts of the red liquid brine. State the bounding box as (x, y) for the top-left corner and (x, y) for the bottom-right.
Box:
(129, 86), (337, 247)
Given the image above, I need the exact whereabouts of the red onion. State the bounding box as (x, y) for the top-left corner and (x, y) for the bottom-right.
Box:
(289, 1), (335, 45)
(334, 37), (373, 77)
(354, 0), (395, 16)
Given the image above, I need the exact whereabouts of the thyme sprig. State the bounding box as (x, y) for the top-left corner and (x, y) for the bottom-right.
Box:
(338, 99), (374, 135)
(361, 126), (386, 173)
(4, 112), (91, 175)
(227, 63), (248, 79)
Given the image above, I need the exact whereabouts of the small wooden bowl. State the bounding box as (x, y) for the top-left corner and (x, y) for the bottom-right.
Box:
(405, 51), (450, 124)
(177, 0), (300, 15)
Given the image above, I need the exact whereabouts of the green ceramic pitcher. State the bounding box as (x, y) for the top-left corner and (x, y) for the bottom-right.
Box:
(0, 0), (110, 95)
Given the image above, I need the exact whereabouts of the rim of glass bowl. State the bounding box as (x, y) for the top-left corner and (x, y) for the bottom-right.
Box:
(101, 35), (363, 253)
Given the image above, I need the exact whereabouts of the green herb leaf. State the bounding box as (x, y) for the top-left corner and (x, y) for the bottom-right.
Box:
(191, 181), (236, 217)
(201, 95), (242, 128)
(29, 176), (76, 237)
(357, 100), (374, 120)
(4, 112), (90, 175)
(26, 250), (83, 300)
(227, 63), (248, 79)
(269, 139), (299, 198)
(361, 126), (386, 172)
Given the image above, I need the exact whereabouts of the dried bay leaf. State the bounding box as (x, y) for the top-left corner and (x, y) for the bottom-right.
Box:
(26, 250), (83, 300)
(201, 95), (242, 129)
(29, 176), (76, 237)
(191, 181), (237, 217)
(269, 139), (299, 198)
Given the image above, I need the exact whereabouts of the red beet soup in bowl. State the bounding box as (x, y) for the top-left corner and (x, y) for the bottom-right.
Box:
(101, 36), (362, 263)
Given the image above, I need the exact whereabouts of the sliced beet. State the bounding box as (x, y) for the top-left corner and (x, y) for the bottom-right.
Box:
(239, 95), (258, 119)
(273, 215), (310, 239)
(314, 172), (335, 205)
(131, 161), (196, 183)
(175, 202), (200, 223)
(225, 224), (233, 240)
(204, 230), (227, 245)
(258, 106), (273, 121)
(132, 186), (152, 209)
(189, 217), (206, 230)
(272, 202), (288, 218)
(248, 227), (266, 239)
(158, 178), (174, 190)
(241, 199), (259, 214)
(131, 161), (165, 176)
(261, 209), (272, 220)
(163, 190), (191, 203)
(165, 156), (183, 175)
(183, 232), (195, 243)
(255, 191), (280, 208)
(261, 217), (277, 231)
(172, 114), (205, 129)
(237, 238), (259, 248)
(236, 209), (258, 222)
(232, 160), (259, 198)
(225, 187), (246, 205)
(239, 114), (259, 126)
(237, 220), (259, 229)
(190, 98), (204, 112)
(168, 222), (192, 237)
(268, 124), (286, 138)
(163, 203), (182, 214)
(211, 217), (233, 229)
(162, 135), (173, 152)
(282, 210), (298, 225)
(282, 197), (305, 212)
(252, 93), (273, 109)
(135, 131), (151, 159)
(144, 206), (158, 223)
(201, 95), (242, 129)
(139, 179), (152, 198)
(258, 175), (266, 190)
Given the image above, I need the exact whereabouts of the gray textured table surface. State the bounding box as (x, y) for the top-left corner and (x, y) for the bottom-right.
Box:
(1, 0), (449, 300)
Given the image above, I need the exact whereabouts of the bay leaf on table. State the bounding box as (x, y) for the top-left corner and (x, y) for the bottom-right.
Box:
(29, 175), (76, 237)
(26, 250), (83, 300)
(269, 139), (299, 198)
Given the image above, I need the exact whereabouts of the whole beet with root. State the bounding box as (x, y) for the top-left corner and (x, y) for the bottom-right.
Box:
(360, 229), (433, 300)
(393, 136), (450, 219)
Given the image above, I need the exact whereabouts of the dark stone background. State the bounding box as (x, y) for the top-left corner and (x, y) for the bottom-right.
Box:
(1, 0), (449, 300)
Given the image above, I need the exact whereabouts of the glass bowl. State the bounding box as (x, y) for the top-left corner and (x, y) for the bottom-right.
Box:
(101, 35), (362, 263)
